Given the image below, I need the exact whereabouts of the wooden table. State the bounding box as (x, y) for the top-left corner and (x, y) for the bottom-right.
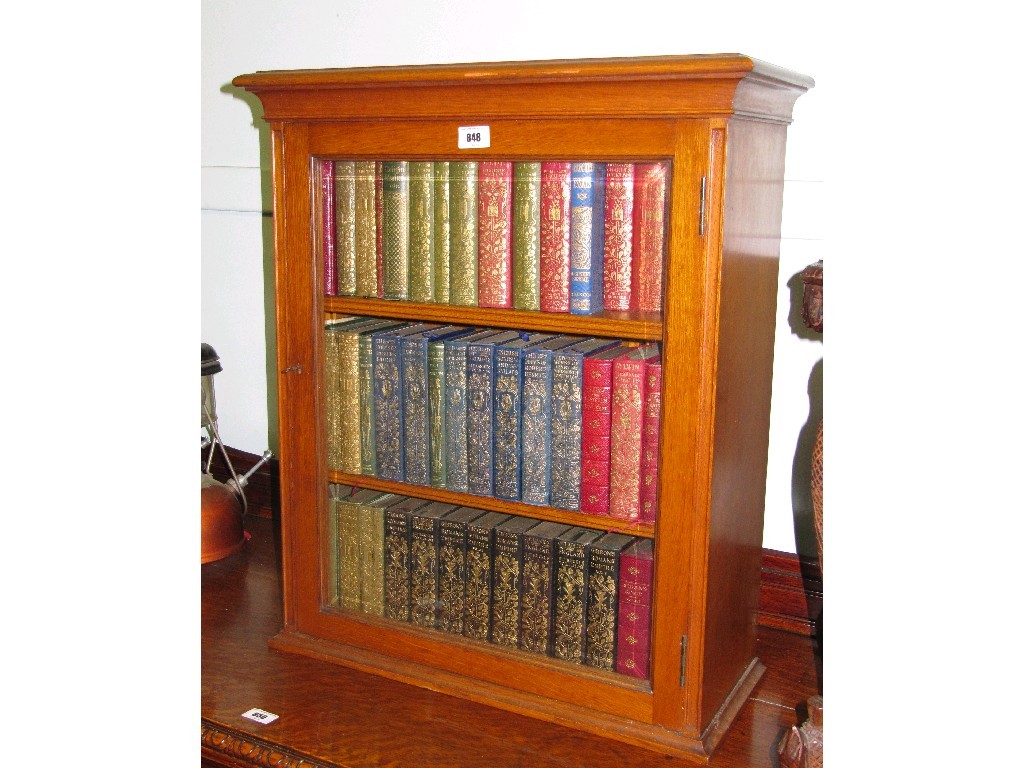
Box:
(202, 515), (819, 767)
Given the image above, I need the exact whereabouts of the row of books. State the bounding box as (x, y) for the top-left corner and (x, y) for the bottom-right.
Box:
(330, 484), (655, 680)
(319, 159), (667, 314)
(325, 316), (662, 522)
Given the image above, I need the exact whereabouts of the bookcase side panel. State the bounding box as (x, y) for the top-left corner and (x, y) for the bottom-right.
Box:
(700, 117), (791, 732)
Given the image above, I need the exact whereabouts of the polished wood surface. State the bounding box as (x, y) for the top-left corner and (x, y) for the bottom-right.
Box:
(233, 54), (813, 758)
(202, 516), (821, 768)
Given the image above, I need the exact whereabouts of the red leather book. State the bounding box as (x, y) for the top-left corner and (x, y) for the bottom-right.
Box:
(321, 159), (337, 295)
(630, 163), (667, 313)
(477, 161), (514, 308)
(615, 538), (653, 680)
(638, 358), (661, 524)
(580, 346), (628, 515)
(539, 162), (572, 313)
(375, 160), (384, 299)
(608, 344), (659, 521)
(602, 163), (635, 312)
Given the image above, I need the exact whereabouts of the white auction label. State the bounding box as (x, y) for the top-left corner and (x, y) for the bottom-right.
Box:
(458, 125), (490, 149)
(241, 707), (279, 724)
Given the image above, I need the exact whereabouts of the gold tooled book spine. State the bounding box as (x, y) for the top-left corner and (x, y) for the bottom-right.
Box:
(513, 162), (541, 311)
(631, 163), (666, 313)
(337, 331), (362, 474)
(408, 161), (435, 303)
(449, 161), (478, 306)
(334, 161), (357, 296)
(433, 161), (451, 304)
(324, 325), (343, 472)
(337, 498), (362, 612)
(553, 539), (587, 663)
(354, 161), (378, 298)
(382, 161), (410, 300)
(358, 502), (387, 616)
(490, 529), (522, 648)
(384, 509), (411, 622)
(409, 515), (440, 627)
(601, 163), (635, 311)
(584, 544), (621, 670)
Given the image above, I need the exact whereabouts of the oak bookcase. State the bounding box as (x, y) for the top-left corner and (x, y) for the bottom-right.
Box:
(233, 54), (812, 760)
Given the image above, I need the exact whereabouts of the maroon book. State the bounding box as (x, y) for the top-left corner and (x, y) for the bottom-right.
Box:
(321, 159), (337, 296)
(539, 162), (572, 313)
(615, 538), (654, 680)
(608, 344), (659, 521)
(580, 345), (628, 515)
(638, 358), (662, 524)
(477, 161), (514, 308)
(630, 163), (667, 313)
(602, 163), (635, 312)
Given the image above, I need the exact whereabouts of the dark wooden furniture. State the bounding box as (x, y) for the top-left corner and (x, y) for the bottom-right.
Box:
(231, 54), (812, 759)
(202, 515), (820, 767)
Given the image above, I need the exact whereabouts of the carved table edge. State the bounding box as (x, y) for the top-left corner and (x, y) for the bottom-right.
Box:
(201, 719), (334, 768)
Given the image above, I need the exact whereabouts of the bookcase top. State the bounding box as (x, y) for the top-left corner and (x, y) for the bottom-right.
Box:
(233, 54), (813, 124)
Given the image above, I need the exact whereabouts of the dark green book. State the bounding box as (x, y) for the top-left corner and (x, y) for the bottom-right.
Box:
(490, 516), (539, 648)
(552, 527), (603, 664)
(433, 161), (451, 304)
(409, 501), (458, 628)
(512, 162), (541, 310)
(462, 510), (510, 642)
(326, 483), (356, 607)
(448, 161), (478, 306)
(381, 160), (410, 300)
(519, 521), (572, 655)
(584, 532), (635, 670)
(382, 495), (431, 622)
(436, 507), (485, 635)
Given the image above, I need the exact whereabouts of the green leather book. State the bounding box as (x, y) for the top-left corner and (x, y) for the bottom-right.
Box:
(334, 160), (357, 296)
(512, 162), (541, 310)
(408, 161), (435, 303)
(358, 491), (398, 616)
(326, 483), (356, 606)
(381, 160), (410, 300)
(448, 161), (478, 306)
(433, 161), (451, 304)
(336, 487), (387, 612)
(354, 160), (378, 297)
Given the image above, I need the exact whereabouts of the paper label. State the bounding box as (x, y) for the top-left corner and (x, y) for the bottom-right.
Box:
(241, 707), (279, 724)
(458, 125), (490, 149)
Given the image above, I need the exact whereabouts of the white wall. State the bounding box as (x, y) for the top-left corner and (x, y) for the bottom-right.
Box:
(201, 0), (826, 555)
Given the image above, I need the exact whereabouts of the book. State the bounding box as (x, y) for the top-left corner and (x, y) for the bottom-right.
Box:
(359, 320), (407, 476)
(320, 159), (336, 295)
(477, 161), (514, 308)
(381, 160), (410, 300)
(631, 163), (667, 313)
(490, 516), (538, 649)
(539, 162), (572, 312)
(433, 161), (451, 304)
(580, 345), (630, 515)
(584, 532), (635, 670)
(409, 501), (458, 628)
(552, 527), (603, 664)
(326, 483), (356, 606)
(375, 160), (384, 298)
(334, 160), (358, 296)
(463, 511), (511, 642)
(372, 323), (439, 482)
(336, 487), (390, 612)
(383, 495), (432, 622)
(519, 521), (572, 655)
(569, 162), (606, 315)
(512, 162), (542, 311)
(466, 330), (523, 496)
(436, 506), (484, 635)
(615, 538), (654, 680)
(448, 161), (478, 306)
(354, 160), (378, 298)
(324, 318), (345, 474)
(428, 332), (452, 489)
(639, 357), (662, 524)
(493, 333), (556, 502)
(609, 344), (661, 521)
(443, 329), (502, 494)
(400, 326), (469, 487)
(408, 161), (435, 303)
(358, 491), (401, 616)
(549, 337), (619, 510)
(521, 335), (586, 506)
(601, 163), (635, 312)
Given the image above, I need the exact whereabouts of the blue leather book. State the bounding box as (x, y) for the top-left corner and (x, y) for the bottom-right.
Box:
(520, 335), (586, 506)
(549, 337), (619, 510)
(372, 323), (439, 482)
(444, 329), (502, 494)
(401, 326), (472, 487)
(493, 333), (556, 501)
(569, 163), (607, 315)
(466, 330), (523, 497)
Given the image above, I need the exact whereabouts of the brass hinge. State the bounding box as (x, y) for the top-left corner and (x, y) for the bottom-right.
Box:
(680, 634), (689, 686)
